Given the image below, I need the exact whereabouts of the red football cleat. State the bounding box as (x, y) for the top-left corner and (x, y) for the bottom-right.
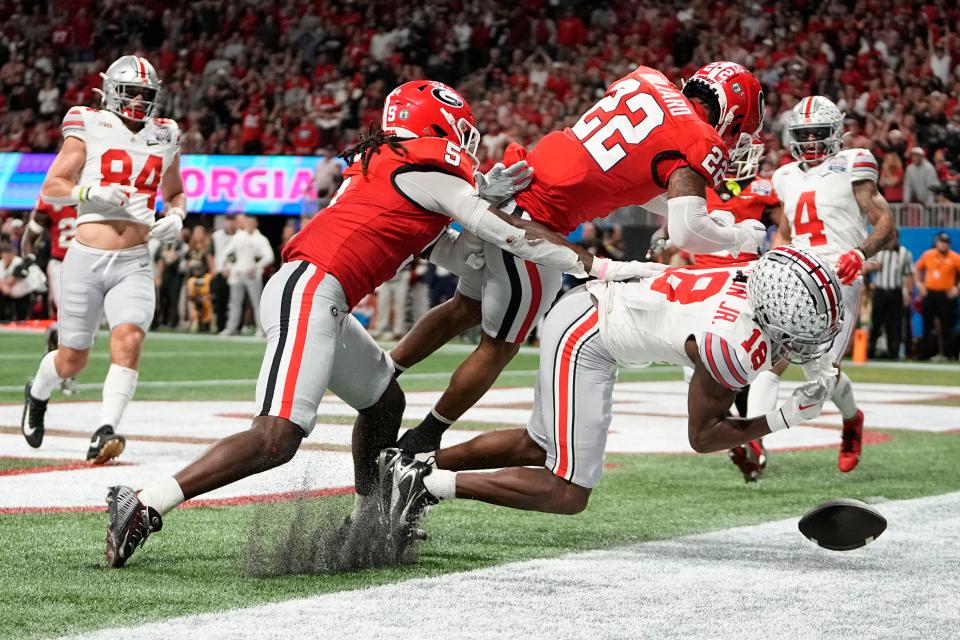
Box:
(728, 438), (767, 482)
(838, 409), (864, 473)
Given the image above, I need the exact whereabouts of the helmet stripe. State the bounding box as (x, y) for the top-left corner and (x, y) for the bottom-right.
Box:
(779, 246), (839, 324)
(135, 56), (147, 81)
(803, 96), (814, 118)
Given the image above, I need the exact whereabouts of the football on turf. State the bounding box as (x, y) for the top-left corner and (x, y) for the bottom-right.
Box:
(798, 498), (887, 551)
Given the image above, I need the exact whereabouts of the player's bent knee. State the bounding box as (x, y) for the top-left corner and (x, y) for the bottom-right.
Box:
(548, 479), (591, 515)
(363, 378), (406, 418)
(251, 415), (304, 467)
(55, 347), (89, 377)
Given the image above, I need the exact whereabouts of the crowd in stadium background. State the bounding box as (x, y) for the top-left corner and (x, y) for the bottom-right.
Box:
(1, 0), (959, 359)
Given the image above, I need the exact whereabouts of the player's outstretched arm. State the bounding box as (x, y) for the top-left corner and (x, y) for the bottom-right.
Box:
(392, 169), (592, 275)
(685, 337), (827, 452)
(666, 167), (766, 255)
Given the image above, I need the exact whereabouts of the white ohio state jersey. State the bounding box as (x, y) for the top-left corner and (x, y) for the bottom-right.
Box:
(61, 106), (180, 226)
(586, 264), (774, 389)
(773, 148), (877, 265)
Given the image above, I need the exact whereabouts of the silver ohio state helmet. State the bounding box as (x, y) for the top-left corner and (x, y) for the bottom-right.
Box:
(787, 95), (844, 165)
(97, 55), (161, 122)
(747, 246), (844, 363)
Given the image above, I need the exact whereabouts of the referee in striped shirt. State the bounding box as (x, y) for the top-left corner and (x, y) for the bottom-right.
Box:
(865, 229), (914, 359)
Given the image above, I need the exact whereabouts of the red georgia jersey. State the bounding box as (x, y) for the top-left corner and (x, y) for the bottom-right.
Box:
(508, 66), (728, 234)
(692, 178), (779, 267)
(283, 137), (474, 308)
(35, 199), (77, 261)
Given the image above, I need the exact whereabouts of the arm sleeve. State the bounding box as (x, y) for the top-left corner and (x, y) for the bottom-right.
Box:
(698, 332), (752, 390)
(61, 107), (86, 142)
(667, 196), (751, 254)
(850, 150), (879, 183)
(393, 169), (584, 273)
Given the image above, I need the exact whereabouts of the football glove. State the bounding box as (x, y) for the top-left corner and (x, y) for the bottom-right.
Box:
(150, 207), (185, 243)
(767, 380), (829, 432)
(476, 161), (534, 206)
(734, 219), (767, 254)
(72, 184), (135, 210)
(589, 257), (669, 282)
(835, 249), (865, 284)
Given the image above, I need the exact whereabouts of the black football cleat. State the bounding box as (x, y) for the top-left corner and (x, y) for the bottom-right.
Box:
(378, 447), (439, 562)
(21, 380), (48, 448)
(105, 485), (162, 568)
(87, 425), (126, 465)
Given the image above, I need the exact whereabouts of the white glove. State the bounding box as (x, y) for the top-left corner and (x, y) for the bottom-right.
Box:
(733, 219), (766, 254)
(150, 207), (185, 243)
(588, 257), (669, 282)
(767, 381), (829, 432)
(72, 184), (135, 210)
(475, 161), (534, 206)
(428, 228), (485, 272)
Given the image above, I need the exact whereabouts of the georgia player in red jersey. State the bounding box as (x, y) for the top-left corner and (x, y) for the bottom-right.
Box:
(392, 61), (768, 454)
(20, 198), (79, 393)
(103, 80), (646, 568)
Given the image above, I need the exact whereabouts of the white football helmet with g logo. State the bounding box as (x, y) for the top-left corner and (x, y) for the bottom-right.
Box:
(787, 96), (844, 165)
(96, 55), (162, 122)
(748, 245), (844, 363)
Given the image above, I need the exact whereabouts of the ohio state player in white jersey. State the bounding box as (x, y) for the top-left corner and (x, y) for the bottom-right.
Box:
(21, 55), (186, 464)
(752, 95), (895, 473)
(376, 247), (844, 530)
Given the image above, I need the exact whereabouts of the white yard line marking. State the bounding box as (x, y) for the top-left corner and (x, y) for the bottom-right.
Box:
(60, 491), (960, 640)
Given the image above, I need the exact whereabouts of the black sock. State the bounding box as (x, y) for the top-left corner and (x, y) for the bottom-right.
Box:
(397, 411), (452, 453)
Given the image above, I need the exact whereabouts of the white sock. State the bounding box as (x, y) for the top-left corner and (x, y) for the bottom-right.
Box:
(831, 371), (858, 420)
(351, 492), (378, 519)
(423, 469), (456, 499)
(31, 350), (63, 401)
(747, 370), (781, 417)
(414, 451), (439, 467)
(99, 364), (139, 428)
(138, 476), (184, 516)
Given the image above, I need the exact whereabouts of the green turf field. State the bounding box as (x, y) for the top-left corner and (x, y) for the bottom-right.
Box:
(1, 330), (959, 639)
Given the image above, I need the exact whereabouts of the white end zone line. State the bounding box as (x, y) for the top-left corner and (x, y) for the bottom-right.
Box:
(60, 491), (960, 640)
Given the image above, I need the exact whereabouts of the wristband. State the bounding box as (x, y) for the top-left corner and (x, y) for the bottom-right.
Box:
(71, 185), (86, 202)
(766, 408), (790, 432)
(166, 207), (186, 219)
(28, 219), (45, 235)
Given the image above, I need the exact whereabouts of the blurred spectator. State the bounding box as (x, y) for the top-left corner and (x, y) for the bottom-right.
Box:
(372, 264), (410, 340)
(220, 214), (274, 337)
(915, 232), (960, 360)
(155, 231), (188, 329)
(878, 152), (904, 202)
(866, 230), (914, 359)
(1, 241), (44, 320)
(186, 260), (214, 333)
(903, 148), (941, 205)
(211, 214), (238, 333)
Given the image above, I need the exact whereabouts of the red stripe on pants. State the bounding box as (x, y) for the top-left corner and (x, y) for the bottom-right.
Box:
(278, 269), (326, 419)
(515, 261), (543, 343)
(555, 310), (599, 479)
